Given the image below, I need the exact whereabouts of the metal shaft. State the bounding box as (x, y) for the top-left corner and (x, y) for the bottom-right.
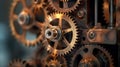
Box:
(95, 0), (98, 26)
(109, 0), (114, 28)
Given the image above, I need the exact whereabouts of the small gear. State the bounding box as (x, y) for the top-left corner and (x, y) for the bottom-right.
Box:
(9, 59), (26, 67)
(71, 45), (114, 67)
(44, 54), (67, 67)
(48, 0), (80, 13)
(103, 0), (109, 23)
(103, 0), (115, 24)
(43, 13), (78, 55)
(10, 0), (47, 46)
(46, 60), (62, 67)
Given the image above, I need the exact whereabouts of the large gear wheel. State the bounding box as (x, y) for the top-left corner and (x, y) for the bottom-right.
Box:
(10, 0), (47, 46)
(9, 59), (26, 67)
(48, 0), (80, 13)
(43, 13), (78, 55)
(71, 45), (114, 67)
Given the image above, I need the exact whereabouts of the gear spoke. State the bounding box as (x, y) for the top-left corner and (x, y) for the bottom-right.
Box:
(59, 18), (62, 28)
(21, 0), (27, 9)
(80, 50), (86, 57)
(87, 46), (94, 54)
(21, 30), (27, 40)
(13, 14), (18, 20)
(35, 22), (44, 29)
(54, 41), (58, 49)
(63, 28), (72, 34)
(63, 2), (68, 8)
(63, 37), (69, 46)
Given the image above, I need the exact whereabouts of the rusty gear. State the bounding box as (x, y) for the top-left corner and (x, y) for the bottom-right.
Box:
(10, 0), (47, 46)
(71, 45), (114, 67)
(48, 0), (80, 13)
(43, 54), (67, 67)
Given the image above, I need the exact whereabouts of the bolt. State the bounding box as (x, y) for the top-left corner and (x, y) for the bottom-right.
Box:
(89, 31), (96, 39)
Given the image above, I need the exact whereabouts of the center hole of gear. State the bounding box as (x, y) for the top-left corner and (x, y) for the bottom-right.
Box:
(18, 11), (30, 25)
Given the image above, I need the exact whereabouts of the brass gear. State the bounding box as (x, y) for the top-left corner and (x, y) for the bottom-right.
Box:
(10, 0), (47, 46)
(9, 59), (26, 67)
(43, 13), (78, 55)
(48, 0), (80, 13)
(71, 45), (114, 67)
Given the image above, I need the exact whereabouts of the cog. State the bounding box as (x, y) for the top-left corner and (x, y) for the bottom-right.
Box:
(103, 0), (115, 24)
(48, 0), (80, 13)
(44, 54), (67, 67)
(103, 0), (109, 23)
(43, 13), (78, 55)
(46, 60), (62, 67)
(9, 59), (26, 67)
(10, 0), (47, 46)
(71, 45), (114, 67)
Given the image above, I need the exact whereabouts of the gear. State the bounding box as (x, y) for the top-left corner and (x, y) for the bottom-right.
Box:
(43, 13), (78, 55)
(44, 54), (67, 67)
(71, 45), (114, 67)
(48, 0), (80, 13)
(103, 0), (109, 23)
(10, 0), (47, 46)
(103, 0), (115, 24)
(46, 60), (62, 67)
(9, 59), (26, 67)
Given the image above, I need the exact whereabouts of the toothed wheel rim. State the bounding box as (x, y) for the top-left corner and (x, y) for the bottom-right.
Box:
(9, 59), (26, 67)
(71, 45), (114, 67)
(10, 0), (47, 46)
(43, 13), (78, 55)
(49, 0), (80, 13)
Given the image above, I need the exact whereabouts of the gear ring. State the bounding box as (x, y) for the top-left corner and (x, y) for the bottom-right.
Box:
(71, 45), (114, 67)
(9, 59), (26, 67)
(43, 13), (78, 55)
(10, 0), (47, 46)
(48, 0), (80, 13)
